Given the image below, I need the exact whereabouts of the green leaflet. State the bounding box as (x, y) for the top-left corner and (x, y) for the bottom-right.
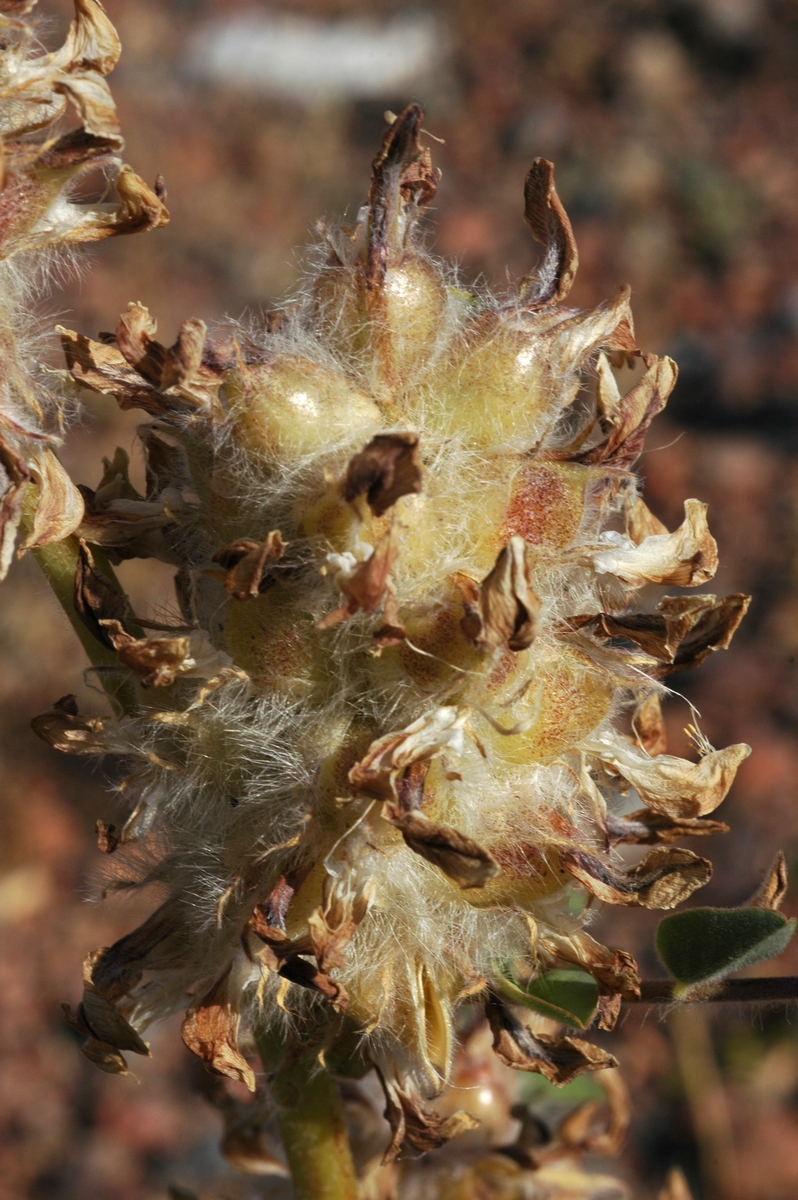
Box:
(493, 967), (599, 1029)
(656, 907), (796, 990)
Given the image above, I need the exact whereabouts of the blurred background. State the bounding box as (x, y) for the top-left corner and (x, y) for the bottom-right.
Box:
(3, 0), (798, 1196)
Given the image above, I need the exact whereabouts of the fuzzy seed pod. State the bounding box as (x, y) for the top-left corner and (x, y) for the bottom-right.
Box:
(1, 4), (751, 1180)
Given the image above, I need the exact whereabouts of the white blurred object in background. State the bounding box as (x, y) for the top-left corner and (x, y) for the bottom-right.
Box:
(187, 11), (443, 101)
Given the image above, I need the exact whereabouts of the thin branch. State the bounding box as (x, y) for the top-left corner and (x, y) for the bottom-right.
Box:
(634, 977), (798, 1004)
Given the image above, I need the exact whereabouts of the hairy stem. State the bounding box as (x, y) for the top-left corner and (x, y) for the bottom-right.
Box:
(256, 1031), (359, 1200)
(21, 489), (141, 715)
(635, 977), (798, 1004)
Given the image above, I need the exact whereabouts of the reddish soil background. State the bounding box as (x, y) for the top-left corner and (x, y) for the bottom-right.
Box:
(3, 1), (798, 1197)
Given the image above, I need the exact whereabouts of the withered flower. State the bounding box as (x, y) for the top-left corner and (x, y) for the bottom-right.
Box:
(0, 11), (761, 1197)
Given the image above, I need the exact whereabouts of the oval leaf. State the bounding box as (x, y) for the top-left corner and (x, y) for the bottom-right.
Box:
(493, 967), (599, 1029)
(656, 907), (796, 987)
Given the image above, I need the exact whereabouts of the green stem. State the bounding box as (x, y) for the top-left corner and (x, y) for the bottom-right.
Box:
(21, 489), (141, 716)
(255, 1030), (358, 1200)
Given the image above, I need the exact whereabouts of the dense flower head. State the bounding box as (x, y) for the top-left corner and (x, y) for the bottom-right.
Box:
(0, 1), (752, 1187)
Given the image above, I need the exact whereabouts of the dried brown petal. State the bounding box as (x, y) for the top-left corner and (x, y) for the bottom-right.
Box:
(576, 353), (676, 468)
(41, 165), (168, 249)
(92, 898), (184, 1000)
(319, 531), (398, 629)
(370, 581), (406, 650)
(0, 433), (29, 579)
(633, 694), (667, 756)
(212, 532), (286, 600)
(561, 845), (712, 909)
(74, 540), (128, 648)
(349, 706), (468, 800)
(79, 980), (149, 1056)
(593, 500), (718, 588)
(246, 908), (347, 1009)
(747, 851), (788, 911)
(553, 1068), (630, 1157)
(116, 303), (205, 390)
(78, 1037), (130, 1075)
(607, 808), (728, 846)
(588, 734), (751, 818)
(55, 0), (122, 77)
(539, 930), (641, 1002)
(95, 819), (120, 854)
(181, 965), (255, 1091)
(461, 536), (540, 654)
(378, 1071), (478, 1163)
(342, 432), (422, 517)
(62, 951), (150, 1074)
(101, 619), (232, 686)
(367, 104), (431, 290)
(59, 327), (169, 413)
(390, 810), (499, 889)
(658, 593), (750, 677)
(19, 447), (83, 551)
(139, 426), (191, 497)
(276, 955), (349, 1011)
(30, 693), (107, 754)
(520, 157), (578, 307)
(626, 495), (668, 543)
(486, 995), (617, 1085)
(307, 874), (375, 973)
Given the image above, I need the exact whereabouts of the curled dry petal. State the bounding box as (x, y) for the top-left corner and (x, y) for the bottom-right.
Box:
(91, 898), (184, 999)
(62, 950), (150, 1075)
(607, 808), (728, 846)
(460, 536), (541, 653)
(275, 955), (349, 1011)
(181, 964), (256, 1091)
(73, 540), (128, 648)
(367, 104), (434, 289)
(319, 532), (398, 629)
(31, 693), (106, 754)
(593, 499), (718, 587)
(657, 593), (750, 677)
(116, 302), (206, 391)
(212, 532), (286, 600)
(19, 448), (84, 551)
(101, 619), (233, 686)
(486, 995), (617, 1085)
(371, 581), (406, 650)
(561, 845), (712, 909)
(342, 431), (422, 517)
(247, 910), (348, 1011)
(349, 706), (469, 800)
(59, 328), (173, 413)
(576, 353), (676, 468)
(378, 1071), (478, 1163)
(633, 694), (667, 756)
(95, 819), (121, 854)
(53, 0), (122, 77)
(520, 157), (578, 307)
(747, 851), (788, 911)
(538, 929), (639, 1030)
(0, 433), (29, 579)
(307, 873), (376, 973)
(390, 810), (500, 889)
(586, 732), (751, 818)
(548, 1068), (630, 1158)
(582, 593), (749, 674)
(540, 930), (641, 1001)
(626, 495), (668, 543)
